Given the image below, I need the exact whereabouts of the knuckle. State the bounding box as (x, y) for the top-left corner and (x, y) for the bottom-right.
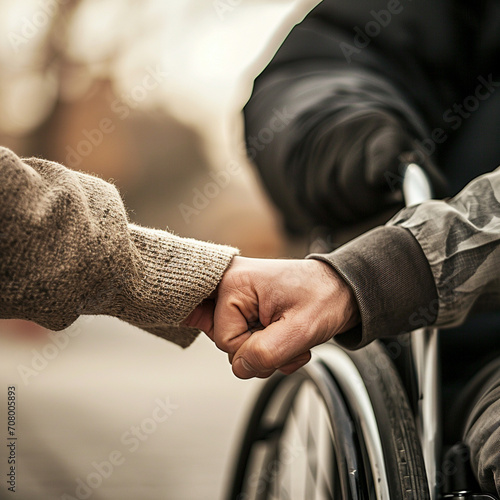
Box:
(214, 336), (230, 353)
(214, 332), (248, 355)
(250, 342), (278, 371)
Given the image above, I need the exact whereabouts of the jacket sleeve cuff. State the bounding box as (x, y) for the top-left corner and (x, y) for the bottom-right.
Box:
(307, 226), (438, 349)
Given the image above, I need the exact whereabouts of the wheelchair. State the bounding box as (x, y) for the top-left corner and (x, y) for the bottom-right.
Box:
(227, 164), (500, 500)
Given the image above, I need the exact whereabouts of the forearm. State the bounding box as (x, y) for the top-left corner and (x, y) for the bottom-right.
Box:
(0, 148), (238, 347)
(308, 226), (437, 349)
(309, 168), (500, 348)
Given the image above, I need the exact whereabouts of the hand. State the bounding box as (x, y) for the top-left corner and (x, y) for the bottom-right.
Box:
(286, 109), (446, 228)
(327, 110), (446, 215)
(210, 256), (360, 379)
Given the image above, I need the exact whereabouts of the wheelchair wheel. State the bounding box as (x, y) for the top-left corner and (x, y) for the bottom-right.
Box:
(228, 341), (429, 500)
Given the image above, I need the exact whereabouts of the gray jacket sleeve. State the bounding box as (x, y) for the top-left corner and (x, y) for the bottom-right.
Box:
(309, 167), (500, 349)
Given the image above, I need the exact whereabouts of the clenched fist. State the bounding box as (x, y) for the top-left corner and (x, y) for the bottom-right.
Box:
(184, 256), (360, 379)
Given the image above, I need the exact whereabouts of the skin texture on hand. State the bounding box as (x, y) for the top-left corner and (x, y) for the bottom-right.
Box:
(184, 256), (360, 379)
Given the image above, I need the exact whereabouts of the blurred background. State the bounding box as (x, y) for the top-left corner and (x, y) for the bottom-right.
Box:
(0, 1), (320, 499)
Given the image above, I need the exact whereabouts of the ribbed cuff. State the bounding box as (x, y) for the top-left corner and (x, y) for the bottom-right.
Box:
(307, 226), (438, 349)
(116, 225), (239, 348)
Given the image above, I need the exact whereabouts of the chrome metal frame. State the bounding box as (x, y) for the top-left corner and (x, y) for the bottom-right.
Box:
(402, 163), (440, 500)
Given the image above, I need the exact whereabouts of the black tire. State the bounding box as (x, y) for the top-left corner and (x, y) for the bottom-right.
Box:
(346, 341), (430, 500)
(227, 340), (429, 500)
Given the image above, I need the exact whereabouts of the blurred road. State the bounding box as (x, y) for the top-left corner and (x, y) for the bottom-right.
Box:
(0, 318), (263, 500)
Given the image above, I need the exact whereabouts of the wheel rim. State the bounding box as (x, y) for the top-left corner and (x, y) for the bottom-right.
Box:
(230, 361), (369, 500)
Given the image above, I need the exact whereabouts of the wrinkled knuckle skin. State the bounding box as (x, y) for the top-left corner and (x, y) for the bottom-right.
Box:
(214, 336), (230, 353)
(214, 334), (242, 355)
(250, 342), (277, 372)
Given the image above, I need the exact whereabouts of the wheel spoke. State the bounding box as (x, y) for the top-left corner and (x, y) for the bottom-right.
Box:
(229, 342), (429, 500)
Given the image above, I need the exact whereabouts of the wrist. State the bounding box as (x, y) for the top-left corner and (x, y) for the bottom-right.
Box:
(313, 259), (361, 335)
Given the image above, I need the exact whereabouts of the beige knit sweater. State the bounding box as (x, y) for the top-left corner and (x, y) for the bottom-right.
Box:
(0, 147), (238, 347)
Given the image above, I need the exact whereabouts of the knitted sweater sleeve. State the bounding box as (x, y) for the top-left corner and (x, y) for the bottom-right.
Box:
(0, 147), (238, 347)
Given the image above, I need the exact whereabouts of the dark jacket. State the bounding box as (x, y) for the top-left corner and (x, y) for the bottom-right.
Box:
(245, 0), (500, 231)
